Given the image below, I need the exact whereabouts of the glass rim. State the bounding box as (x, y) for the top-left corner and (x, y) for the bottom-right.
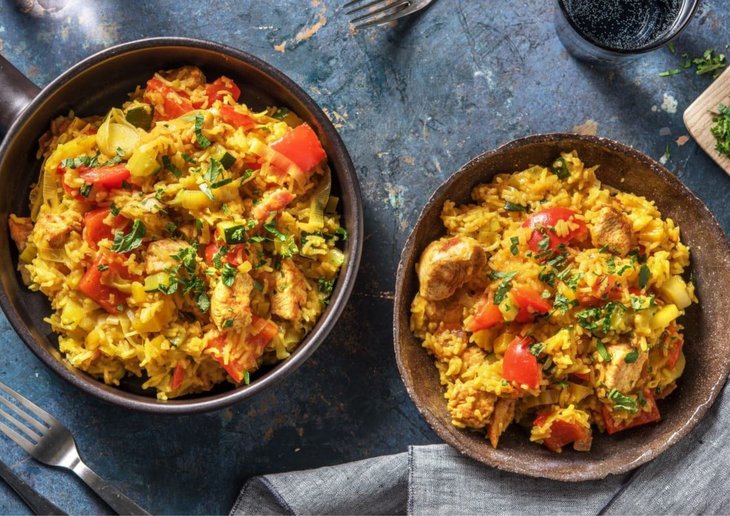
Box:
(556, 0), (702, 55)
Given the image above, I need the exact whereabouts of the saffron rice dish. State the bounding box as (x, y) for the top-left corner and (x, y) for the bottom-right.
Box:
(410, 152), (696, 452)
(9, 66), (346, 400)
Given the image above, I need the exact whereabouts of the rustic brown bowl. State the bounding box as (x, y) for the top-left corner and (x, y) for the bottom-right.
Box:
(394, 134), (730, 481)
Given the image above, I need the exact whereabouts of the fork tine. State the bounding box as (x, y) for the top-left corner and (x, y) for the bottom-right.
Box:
(0, 383), (58, 427)
(353, 2), (411, 27)
(0, 404), (42, 442)
(345, 0), (392, 15)
(350, 0), (410, 24)
(0, 417), (36, 454)
(0, 395), (48, 434)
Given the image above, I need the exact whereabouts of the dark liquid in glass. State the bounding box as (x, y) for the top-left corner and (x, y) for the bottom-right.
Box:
(563, 0), (681, 50)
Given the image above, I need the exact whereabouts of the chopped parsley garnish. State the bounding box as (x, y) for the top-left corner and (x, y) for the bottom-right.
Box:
(510, 236), (520, 256)
(659, 69), (682, 77)
(182, 153), (195, 163)
(272, 107), (290, 120)
(211, 245), (228, 269)
(616, 264), (633, 276)
(335, 227), (348, 241)
(196, 292), (211, 313)
(630, 295), (654, 310)
(638, 264), (650, 289)
(553, 292), (574, 314)
(224, 225), (247, 245)
(607, 388), (638, 413)
(493, 271), (518, 304)
(212, 177), (234, 189)
(536, 229), (551, 252)
(199, 183), (215, 200)
(596, 340), (612, 362)
(504, 201), (528, 212)
(710, 104), (730, 159)
(111, 220), (146, 253)
(162, 155), (182, 177)
(79, 183), (93, 197)
(220, 152), (236, 169)
(577, 302), (626, 335)
(204, 158), (223, 183)
(551, 156), (570, 179)
(161, 246), (211, 313)
(318, 278), (335, 294)
(164, 222), (177, 236)
(264, 221), (288, 242)
(239, 168), (254, 185)
(223, 318), (234, 328)
(539, 268), (556, 287)
(529, 342), (545, 356)
(624, 349), (639, 364)
(692, 49), (726, 78)
(62, 154), (98, 169)
(110, 203), (120, 216)
(194, 113), (211, 148)
(221, 263), (238, 287)
(97, 263), (109, 272)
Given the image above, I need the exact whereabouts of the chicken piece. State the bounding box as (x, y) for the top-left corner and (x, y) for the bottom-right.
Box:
(35, 210), (82, 247)
(487, 398), (516, 448)
(271, 259), (308, 321)
(145, 239), (190, 274)
(590, 205), (635, 256)
(417, 236), (486, 301)
(8, 215), (33, 251)
(447, 382), (496, 429)
(210, 273), (254, 331)
(603, 343), (648, 392)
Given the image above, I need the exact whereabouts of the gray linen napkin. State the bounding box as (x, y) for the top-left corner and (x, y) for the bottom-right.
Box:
(231, 383), (730, 515)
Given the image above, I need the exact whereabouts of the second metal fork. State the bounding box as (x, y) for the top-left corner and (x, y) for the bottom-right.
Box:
(0, 382), (149, 515)
(344, 0), (435, 29)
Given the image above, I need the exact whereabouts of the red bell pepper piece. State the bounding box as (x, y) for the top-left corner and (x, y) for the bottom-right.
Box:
(602, 391), (661, 435)
(144, 77), (194, 121)
(512, 287), (552, 322)
(171, 362), (186, 390)
(78, 257), (131, 314)
(523, 207), (588, 253)
(270, 123), (327, 174)
(78, 164), (131, 190)
(533, 416), (588, 452)
(466, 296), (503, 332)
(206, 77), (241, 104)
(83, 208), (127, 248)
(219, 105), (255, 129)
(502, 336), (541, 389)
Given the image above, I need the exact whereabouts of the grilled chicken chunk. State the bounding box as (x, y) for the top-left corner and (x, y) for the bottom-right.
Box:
(145, 239), (190, 274)
(271, 259), (307, 321)
(590, 205), (635, 256)
(35, 210), (82, 247)
(488, 398), (516, 448)
(603, 343), (648, 392)
(210, 272), (253, 331)
(8, 215), (33, 251)
(417, 236), (486, 301)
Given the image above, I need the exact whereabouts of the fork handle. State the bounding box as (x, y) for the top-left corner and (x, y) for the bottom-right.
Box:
(71, 460), (149, 515)
(0, 461), (66, 515)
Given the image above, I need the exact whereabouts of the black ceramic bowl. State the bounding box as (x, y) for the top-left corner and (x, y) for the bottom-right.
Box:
(0, 38), (363, 413)
(394, 134), (730, 480)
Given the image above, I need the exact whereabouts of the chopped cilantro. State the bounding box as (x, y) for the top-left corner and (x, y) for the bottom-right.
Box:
(318, 278), (335, 294)
(638, 264), (650, 289)
(272, 107), (290, 120)
(221, 263), (238, 287)
(529, 342), (544, 357)
(164, 222), (177, 236)
(692, 48), (726, 78)
(553, 292), (574, 314)
(111, 220), (146, 253)
(551, 156), (570, 179)
(196, 292), (210, 313)
(224, 225), (247, 245)
(79, 183), (93, 197)
(659, 69), (682, 77)
(493, 271), (518, 304)
(162, 155), (182, 177)
(710, 104), (730, 158)
(607, 388), (638, 413)
(205, 158), (224, 184)
(264, 221), (288, 242)
(335, 227), (348, 241)
(199, 183), (215, 200)
(596, 340), (612, 362)
(510, 236), (520, 256)
(182, 153), (195, 163)
(97, 263), (109, 272)
(504, 201), (528, 212)
(624, 349), (639, 364)
(239, 168), (254, 185)
(110, 203), (120, 216)
(194, 113), (211, 148)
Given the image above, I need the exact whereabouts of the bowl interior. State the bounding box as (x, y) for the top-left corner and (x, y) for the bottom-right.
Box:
(394, 134), (730, 480)
(0, 39), (362, 412)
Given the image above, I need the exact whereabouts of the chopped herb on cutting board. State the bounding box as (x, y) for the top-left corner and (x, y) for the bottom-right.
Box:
(710, 104), (730, 158)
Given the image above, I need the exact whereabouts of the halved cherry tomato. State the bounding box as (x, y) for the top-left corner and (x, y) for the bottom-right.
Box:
(270, 123), (327, 174)
(83, 208), (127, 248)
(466, 296), (503, 332)
(578, 275), (622, 306)
(502, 336), (540, 389)
(206, 77), (241, 104)
(219, 105), (255, 129)
(171, 362), (186, 390)
(204, 242), (247, 268)
(78, 257), (131, 314)
(512, 287), (552, 323)
(251, 189), (296, 222)
(78, 164), (130, 190)
(523, 207), (588, 253)
(144, 78), (194, 121)
(602, 391), (661, 435)
(534, 417), (588, 452)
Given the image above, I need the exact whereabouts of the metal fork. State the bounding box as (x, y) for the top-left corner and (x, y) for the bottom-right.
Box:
(0, 382), (149, 515)
(344, 0), (435, 29)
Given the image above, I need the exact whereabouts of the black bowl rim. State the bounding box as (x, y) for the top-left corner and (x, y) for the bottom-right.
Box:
(0, 37), (363, 414)
(393, 132), (730, 480)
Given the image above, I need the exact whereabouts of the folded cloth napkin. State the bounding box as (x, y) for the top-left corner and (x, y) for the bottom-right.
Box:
(231, 384), (730, 515)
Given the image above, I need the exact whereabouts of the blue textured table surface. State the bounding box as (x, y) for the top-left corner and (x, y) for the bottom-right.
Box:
(0, 0), (728, 514)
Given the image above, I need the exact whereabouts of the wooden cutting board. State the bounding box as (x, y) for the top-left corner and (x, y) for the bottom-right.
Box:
(684, 66), (730, 175)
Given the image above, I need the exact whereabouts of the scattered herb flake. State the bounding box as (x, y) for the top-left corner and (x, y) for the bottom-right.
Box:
(608, 388), (638, 413)
(504, 201), (528, 212)
(638, 264), (650, 289)
(194, 112), (211, 148)
(510, 236), (519, 256)
(162, 155), (182, 177)
(111, 220), (146, 253)
(596, 340), (612, 362)
(659, 69), (682, 77)
(97, 263), (109, 272)
(221, 263), (238, 287)
(624, 349), (640, 364)
(551, 156), (570, 179)
(710, 104), (730, 158)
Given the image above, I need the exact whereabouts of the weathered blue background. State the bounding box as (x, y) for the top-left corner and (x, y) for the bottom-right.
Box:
(0, 0), (728, 513)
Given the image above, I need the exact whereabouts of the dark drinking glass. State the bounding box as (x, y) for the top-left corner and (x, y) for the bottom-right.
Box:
(555, 0), (700, 63)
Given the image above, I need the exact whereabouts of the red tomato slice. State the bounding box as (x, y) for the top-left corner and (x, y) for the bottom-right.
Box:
(144, 78), (194, 121)
(270, 123), (327, 175)
(83, 208), (126, 248)
(206, 77), (241, 104)
(252, 189), (296, 222)
(523, 207), (587, 253)
(512, 287), (552, 321)
(78, 164), (130, 190)
(502, 336), (541, 389)
(78, 257), (130, 314)
(466, 297), (503, 332)
(602, 391), (661, 435)
(541, 419), (588, 452)
(171, 362), (186, 390)
(219, 105), (255, 129)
